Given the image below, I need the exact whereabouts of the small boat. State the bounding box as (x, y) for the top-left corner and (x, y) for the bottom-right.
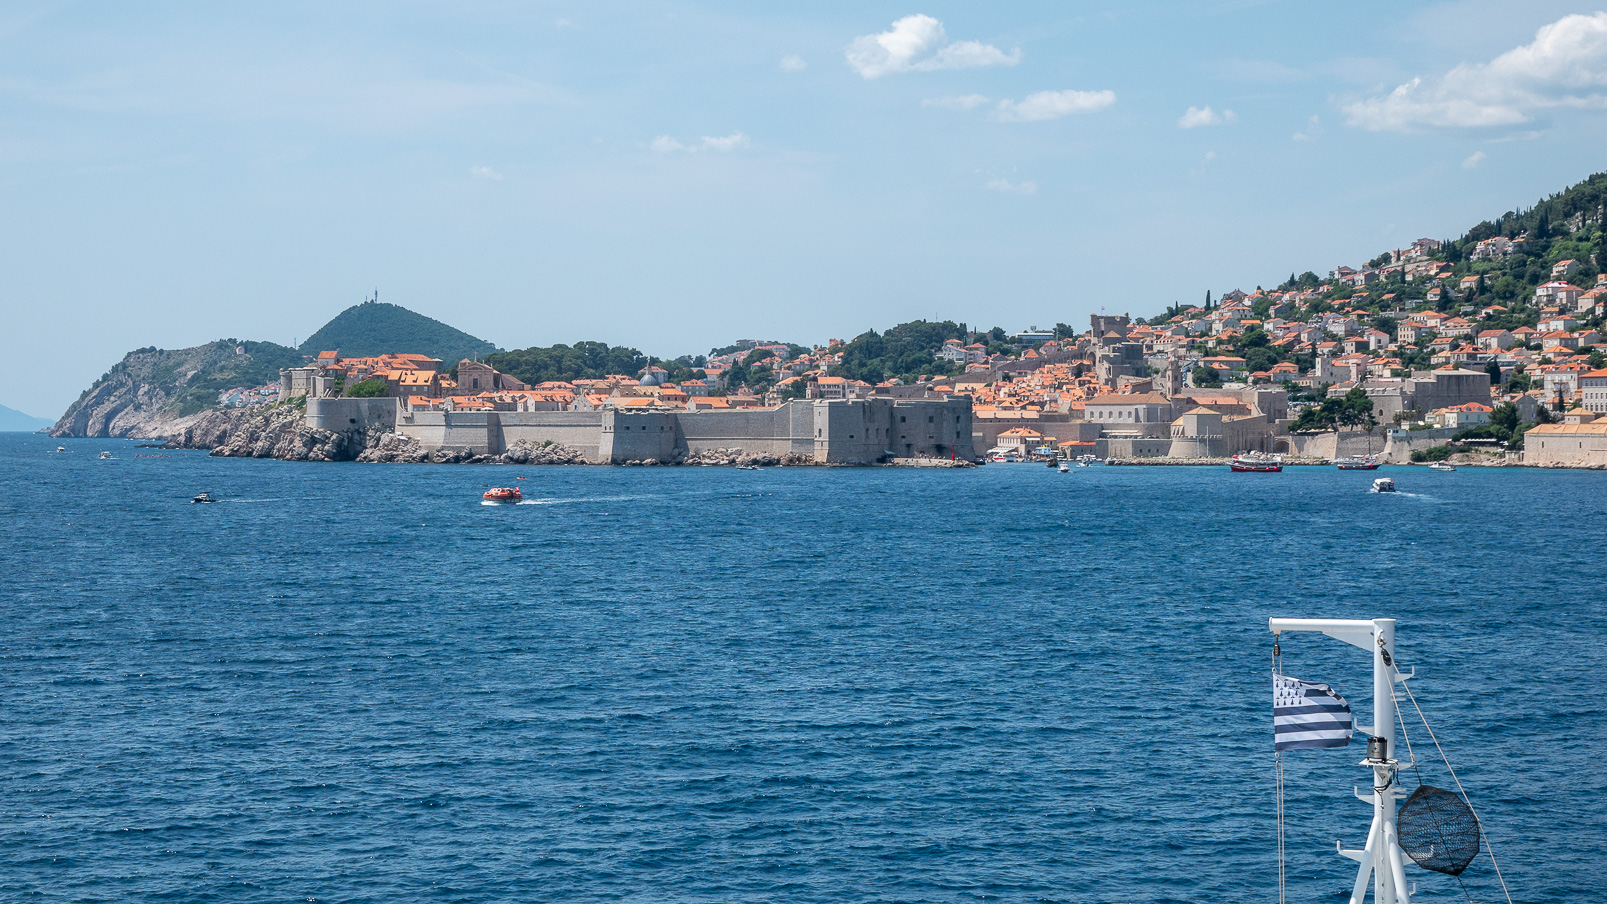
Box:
(1229, 454), (1283, 473)
(1372, 477), (1396, 493)
(55, 445), (66, 453)
(1335, 456), (1381, 470)
(736, 464), (762, 471)
(1058, 461), (1070, 473)
(98, 451), (113, 459)
(190, 492), (216, 504)
(1429, 462), (1456, 471)
(483, 487), (523, 503)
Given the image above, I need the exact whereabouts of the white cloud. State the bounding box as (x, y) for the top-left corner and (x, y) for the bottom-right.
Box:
(470, 165), (502, 180)
(1292, 114), (1322, 141)
(651, 132), (750, 153)
(780, 55), (806, 72)
(846, 14), (1020, 78)
(994, 89), (1115, 122)
(1178, 105), (1237, 128)
(922, 93), (990, 110)
(699, 132), (750, 152)
(985, 178), (1037, 195)
(1345, 12), (1607, 131)
(1463, 150), (1488, 168)
(1189, 150), (1218, 177)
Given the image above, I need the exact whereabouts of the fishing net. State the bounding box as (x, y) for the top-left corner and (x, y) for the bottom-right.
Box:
(1397, 784), (1481, 876)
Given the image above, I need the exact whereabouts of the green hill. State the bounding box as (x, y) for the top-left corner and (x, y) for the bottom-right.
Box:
(299, 302), (498, 365)
(53, 339), (304, 436)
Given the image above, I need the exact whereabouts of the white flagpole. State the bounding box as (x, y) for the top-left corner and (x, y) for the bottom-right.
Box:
(1269, 617), (1409, 904)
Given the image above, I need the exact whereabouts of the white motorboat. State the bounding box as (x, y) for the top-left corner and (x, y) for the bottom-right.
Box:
(1058, 461), (1070, 473)
(1372, 477), (1395, 493)
(1428, 462), (1456, 471)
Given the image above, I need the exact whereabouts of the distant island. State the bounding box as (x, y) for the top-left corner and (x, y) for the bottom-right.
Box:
(0, 403), (52, 432)
(47, 171), (1607, 468)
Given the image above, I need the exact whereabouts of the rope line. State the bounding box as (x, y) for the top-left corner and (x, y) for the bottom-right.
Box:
(1392, 664), (1514, 904)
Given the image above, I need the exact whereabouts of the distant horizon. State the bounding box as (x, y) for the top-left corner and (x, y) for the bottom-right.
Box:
(8, 2), (1607, 415)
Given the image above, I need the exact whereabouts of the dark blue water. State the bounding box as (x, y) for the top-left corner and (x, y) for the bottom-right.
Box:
(2, 433), (1602, 903)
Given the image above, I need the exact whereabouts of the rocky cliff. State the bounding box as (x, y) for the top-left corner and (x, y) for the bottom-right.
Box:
(170, 403), (367, 461)
(52, 340), (300, 438)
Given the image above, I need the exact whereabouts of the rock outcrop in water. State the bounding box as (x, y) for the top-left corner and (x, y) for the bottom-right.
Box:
(171, 403), (364, 462)
(164, 406), (596, 465)
(682, 448), (810, 467)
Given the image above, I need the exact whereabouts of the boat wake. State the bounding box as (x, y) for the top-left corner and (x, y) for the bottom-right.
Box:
(479, 494), (652, 507)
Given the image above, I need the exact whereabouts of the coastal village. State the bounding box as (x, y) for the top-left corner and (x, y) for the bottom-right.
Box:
(233, 222), (1607, 467)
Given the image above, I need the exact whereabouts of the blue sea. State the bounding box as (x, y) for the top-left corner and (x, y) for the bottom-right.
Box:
(2, 433), (1602, 903)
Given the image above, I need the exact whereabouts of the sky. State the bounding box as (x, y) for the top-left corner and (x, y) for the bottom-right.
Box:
(6, 1), (1607, 418)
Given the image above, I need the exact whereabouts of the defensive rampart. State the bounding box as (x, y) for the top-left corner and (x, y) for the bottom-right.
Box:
(363, 397), (974, 465)
(306, 397), (400, 434)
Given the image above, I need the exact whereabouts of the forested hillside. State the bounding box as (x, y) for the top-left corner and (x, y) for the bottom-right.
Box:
(300, 302), (498, 364)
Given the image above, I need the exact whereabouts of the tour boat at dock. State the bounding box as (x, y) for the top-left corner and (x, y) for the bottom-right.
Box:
(1229, 454), (1283, 472)
(1336, 456), (1381, 470)
(482, 487), (522, 503)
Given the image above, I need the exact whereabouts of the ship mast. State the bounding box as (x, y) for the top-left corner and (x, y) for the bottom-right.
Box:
(1269, 617), (1411, 904)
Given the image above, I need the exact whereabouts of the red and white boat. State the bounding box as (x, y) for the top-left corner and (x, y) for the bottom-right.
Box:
(482, 487), (523, 503)
(1335, 456), (1382, 470)
(1229, 454), (1283, 473)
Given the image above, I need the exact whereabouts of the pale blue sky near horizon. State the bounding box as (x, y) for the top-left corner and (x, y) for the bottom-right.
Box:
(5, 0), (1607, 418)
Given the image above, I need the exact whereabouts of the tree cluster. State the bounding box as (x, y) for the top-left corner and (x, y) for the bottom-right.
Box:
(485, 341), (652, 385)
(1290, 387), (1377, 432)
(831, 320), (968, 385)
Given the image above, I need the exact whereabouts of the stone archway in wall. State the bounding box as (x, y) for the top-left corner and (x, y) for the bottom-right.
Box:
(1273, 438), (1292, 454)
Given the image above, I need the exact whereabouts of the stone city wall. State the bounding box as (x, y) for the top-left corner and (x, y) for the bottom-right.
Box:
(1382, 427), (1461, 463)
(364, 397), (971, 464)
(306, 397), (400, 434)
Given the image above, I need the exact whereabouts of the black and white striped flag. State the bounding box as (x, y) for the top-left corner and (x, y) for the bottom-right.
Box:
(1273, 674), (1353, 751)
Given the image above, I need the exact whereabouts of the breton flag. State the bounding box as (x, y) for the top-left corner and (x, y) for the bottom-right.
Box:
(1273, 674), (1353, 751)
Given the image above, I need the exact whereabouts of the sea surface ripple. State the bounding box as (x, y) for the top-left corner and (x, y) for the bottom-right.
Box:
(2, 434), (1602, 902)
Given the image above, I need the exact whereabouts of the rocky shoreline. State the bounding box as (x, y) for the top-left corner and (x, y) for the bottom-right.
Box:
(154, 404), (825, 467)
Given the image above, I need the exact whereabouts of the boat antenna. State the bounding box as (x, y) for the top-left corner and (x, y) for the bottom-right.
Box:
(1390, 663), (1515, 904)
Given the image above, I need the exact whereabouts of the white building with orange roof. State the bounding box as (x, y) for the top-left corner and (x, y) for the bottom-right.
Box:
(1578, 368), (1607, 413)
